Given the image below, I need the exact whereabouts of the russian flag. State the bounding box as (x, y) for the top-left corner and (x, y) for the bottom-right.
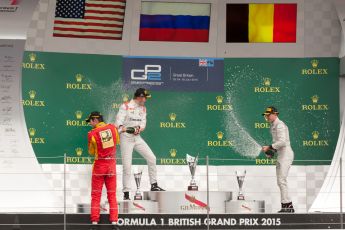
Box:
(139, 2), (210, 42)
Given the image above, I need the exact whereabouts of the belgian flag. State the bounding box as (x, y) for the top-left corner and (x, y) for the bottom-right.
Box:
(226, 4), (297, 43)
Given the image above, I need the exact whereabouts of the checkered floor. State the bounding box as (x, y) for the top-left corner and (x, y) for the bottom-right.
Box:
(40, 164), (329, 213)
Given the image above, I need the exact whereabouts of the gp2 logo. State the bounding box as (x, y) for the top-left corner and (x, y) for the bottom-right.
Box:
(131, 65), (162, 81)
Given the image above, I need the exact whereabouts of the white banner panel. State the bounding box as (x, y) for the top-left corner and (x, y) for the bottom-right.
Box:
(334, 0), (345, 57)
(0, 39), (61, 212)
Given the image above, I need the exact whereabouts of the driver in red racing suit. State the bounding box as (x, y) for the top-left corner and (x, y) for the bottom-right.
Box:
(86, 111), (119, 229)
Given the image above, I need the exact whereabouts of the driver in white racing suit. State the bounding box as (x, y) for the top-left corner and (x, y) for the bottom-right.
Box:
(262, 106), (295, 213)
(116, 88), (165, 200)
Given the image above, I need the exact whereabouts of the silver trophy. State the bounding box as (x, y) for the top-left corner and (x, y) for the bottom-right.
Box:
(186, 154), (199, 191)
(236, 170), (246, 200)
(133, 167), (144, 200)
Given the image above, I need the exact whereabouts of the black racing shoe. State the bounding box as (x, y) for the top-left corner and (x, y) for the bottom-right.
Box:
(151, 183), (165, 191)
(285, 202), (295, 213)
(123, 192), (130, 200)
(278, 202), (295, 213)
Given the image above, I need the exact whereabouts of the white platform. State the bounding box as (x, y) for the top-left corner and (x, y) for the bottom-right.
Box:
(118, 200), (159, 214)
(147, 191), (232, 214)
(225, 200), (265, 213)
(76, 191), (269, 214)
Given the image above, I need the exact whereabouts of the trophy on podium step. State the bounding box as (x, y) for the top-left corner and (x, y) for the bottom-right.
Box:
(133, 167), (143, 200)
(186, 154), (199, 191)
(236, 170), (246, 200)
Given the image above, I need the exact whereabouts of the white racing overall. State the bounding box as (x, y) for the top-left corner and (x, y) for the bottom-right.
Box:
(270, 117), (294, 203)
(115, 99), (157, 192)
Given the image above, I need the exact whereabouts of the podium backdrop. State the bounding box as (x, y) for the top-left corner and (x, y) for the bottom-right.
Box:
(22, 52), (339, 165)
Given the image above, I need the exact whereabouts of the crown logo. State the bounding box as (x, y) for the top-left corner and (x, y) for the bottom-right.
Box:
(123, 94), (129, 102)
(169, 113), (177, 121)
(263, 78), (271, 86)
(216, 96), (223, 104)
(311, 59), (319, 68)
(75, 110), (83, 119)
(28, 90), (36, 100)
(312, 131), (319, 140)
(29, 53), (36, 62)
(170, 149), (177, 158)
(75, 74), (84, 83)
(216, 131), (224, 140)
(28, 128), (36, 137)
(75, 147), (83, 156)
(311, 95), (319, 104)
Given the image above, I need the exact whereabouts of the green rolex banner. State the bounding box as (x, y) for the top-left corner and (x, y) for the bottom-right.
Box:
(22, 52), (124, 164)
(222, 58), (339, 166)
(22, 52), (339, 165)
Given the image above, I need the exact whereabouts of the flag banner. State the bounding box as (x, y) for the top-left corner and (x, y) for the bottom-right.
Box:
(226, 3), (297, 43)
(53, 0), (126, 40)
(139, 1), (210, 42)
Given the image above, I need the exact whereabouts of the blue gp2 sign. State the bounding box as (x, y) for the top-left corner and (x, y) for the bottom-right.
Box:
(123, 56), (224, 92)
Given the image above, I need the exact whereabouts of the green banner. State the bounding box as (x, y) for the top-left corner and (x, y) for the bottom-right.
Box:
(22, 52), (123, 164)
(22, 52), (339, 165)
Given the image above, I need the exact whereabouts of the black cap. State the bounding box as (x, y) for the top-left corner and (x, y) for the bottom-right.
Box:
(134, 88), (151, 98)
(85, 111), (103, 122)
(262, 106), (279, 116)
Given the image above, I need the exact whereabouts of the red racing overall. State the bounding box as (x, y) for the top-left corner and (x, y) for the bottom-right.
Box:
(88, 122), (119, 223)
